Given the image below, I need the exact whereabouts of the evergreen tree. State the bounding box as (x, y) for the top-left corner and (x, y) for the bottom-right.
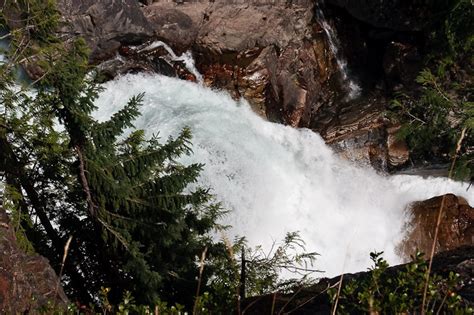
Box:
(389, 0), (473, 180)
(1, 1), (223, 305)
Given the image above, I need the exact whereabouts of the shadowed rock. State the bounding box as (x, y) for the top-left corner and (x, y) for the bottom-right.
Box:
(326, 0), (438, 31)
(0, 207), (68, 313)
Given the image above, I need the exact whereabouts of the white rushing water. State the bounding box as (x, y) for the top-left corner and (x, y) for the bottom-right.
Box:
(137, 41), (203, 84)
(316, 7), (361, 100)
(94, 74), (473, 277)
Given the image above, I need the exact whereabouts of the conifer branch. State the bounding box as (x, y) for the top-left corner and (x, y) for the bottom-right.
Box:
(75, 145), (97, 218)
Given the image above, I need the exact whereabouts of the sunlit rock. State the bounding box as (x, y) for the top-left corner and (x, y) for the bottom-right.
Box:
(399, 194), (474, 260)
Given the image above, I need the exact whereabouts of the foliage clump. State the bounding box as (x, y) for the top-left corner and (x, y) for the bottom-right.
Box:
(388, 0), (473, 180)
(205, 231), (319, 312)
(329, 252), (473, 314)
(1, 5), (223, 307)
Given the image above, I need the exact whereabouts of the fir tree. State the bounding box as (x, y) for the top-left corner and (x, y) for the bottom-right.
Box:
(1, 2), (223, 305)
(389, 0), (473, 180)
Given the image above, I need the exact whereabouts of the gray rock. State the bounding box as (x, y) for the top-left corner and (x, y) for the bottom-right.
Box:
(57, 0), (153, 62)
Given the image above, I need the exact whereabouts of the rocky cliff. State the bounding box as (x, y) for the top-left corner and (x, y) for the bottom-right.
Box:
(139, 0), (404, 170)
(2, 0), (449, 169)
(0, 1), (471, 310)
(0, 0), (422, 170)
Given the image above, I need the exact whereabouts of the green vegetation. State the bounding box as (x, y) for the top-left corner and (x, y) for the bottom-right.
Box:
(0, 0), (317, 310)
(204, 232), (318, 312)
(389, 0), (473, 180)
(329, 252), (473, 314)
(2, 0), (223, 306)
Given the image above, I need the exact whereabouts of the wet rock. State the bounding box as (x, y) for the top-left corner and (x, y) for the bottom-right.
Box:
(95, 44), (198, 82)
(0, 208), (68, 313)
(140, 1), (404, 169)
(184, 1), (341, 130)
(324, 94), (388, 170)
(386, 124), (410, 168)
(399, 194), (474, 260)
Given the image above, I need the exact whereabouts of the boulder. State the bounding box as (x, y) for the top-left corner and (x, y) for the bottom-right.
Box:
(193, 1), (332, 125)
(324, 94), (409, 171)
(0, 207), (68, 313)
(398, 194), (474, 260)
(386, 124), (410, 168)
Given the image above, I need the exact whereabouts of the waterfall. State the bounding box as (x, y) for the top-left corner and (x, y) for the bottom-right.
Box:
(94, 73), (473, 276)
(137, 41), (203, 84)
(316, 6), (361, 100)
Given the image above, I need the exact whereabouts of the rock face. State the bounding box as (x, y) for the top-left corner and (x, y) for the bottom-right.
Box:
(399, 194), (474, 260)
(0, 207), (68, 313)
(56, 0), (153, 62)
(144, 0), (332, 121)
(242, 245), (474, 314)
(1, 0), (153, 77)
(3, 0), (428, 169)
(140, 0), (409, 169)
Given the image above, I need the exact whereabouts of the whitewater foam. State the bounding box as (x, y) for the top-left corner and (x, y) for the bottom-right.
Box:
(94, 74), (473, 276)
(137, 41), (203, 84)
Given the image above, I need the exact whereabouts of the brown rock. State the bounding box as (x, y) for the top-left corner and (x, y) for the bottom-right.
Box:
(140, 1), (403, 169)
(0, 207), (68, 313)
(325, 95), (388, 170)
(142, 2), (208, 53)
(183, 1), (340, 130)
(386, 124), (409, 168)
(399, 194), (474, 260)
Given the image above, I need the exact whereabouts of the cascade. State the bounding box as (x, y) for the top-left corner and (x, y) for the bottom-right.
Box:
(315, 5), (361, 100)
(94, 73), (473, 276)
(136, 41), (203, 84)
